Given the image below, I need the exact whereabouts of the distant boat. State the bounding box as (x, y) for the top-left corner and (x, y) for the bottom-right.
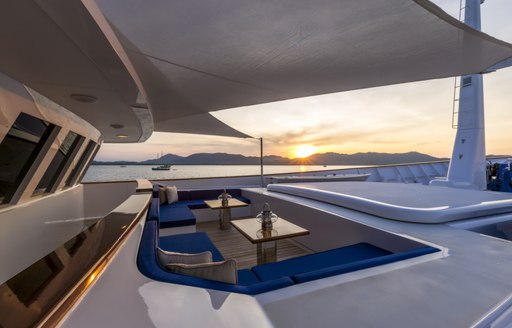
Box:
(120, 165), (126, 167)
(152, 164), (171, 171)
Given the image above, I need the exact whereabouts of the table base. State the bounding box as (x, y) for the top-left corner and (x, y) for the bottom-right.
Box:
(257, 241), (277, 264)
(219, 208), (232, 230)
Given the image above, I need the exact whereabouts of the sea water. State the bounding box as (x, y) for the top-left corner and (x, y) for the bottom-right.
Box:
(83, 165), (359, 182)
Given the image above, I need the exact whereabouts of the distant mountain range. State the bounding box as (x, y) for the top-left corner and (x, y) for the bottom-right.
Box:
(93, 151), (445, 166)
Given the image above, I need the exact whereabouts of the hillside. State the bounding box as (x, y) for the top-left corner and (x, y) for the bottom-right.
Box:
(290, 151), (441, 165)
(93, 151), (444, 165)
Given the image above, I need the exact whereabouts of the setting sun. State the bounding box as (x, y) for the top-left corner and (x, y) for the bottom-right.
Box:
(293, 145), (317, 158)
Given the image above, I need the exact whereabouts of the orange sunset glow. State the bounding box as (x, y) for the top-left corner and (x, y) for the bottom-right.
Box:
(293, 145), (318, 159)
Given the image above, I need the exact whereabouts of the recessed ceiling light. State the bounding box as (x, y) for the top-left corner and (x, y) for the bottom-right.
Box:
(70, 94), (98, 103)
(116, 134), (128, 138)
(110, 124), (124, 129)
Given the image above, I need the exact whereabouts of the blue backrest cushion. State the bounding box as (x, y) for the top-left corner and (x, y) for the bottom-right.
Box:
(178, 190), (190, 201)
(147, 197), (160, 222)
(292, 246), (440, 283)
(252, 243), (390, 281)
(189, 188), (243, 200)
(189, 189), (223, 200)
(152, 184), (160, 198)
(137, 220), (161, 274)
(226, 189), (242, 197)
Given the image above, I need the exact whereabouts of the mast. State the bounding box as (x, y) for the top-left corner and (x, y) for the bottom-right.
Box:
(431, 0), (486, 190)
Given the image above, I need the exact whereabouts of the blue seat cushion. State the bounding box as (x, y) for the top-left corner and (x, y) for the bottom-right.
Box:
(165, 200), (206, 208)
(237, 269), (262, 286)
(162, 200), (208, 210)
(186, 201), (209, 210)
(252, 243), (391, 281)
(190, 189), (223, 200)
(159, 232), (225, 262)
(159, 206), (196, 228)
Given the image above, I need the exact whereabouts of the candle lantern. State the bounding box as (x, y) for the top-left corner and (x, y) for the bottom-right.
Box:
(218, 189), (232, 206)
(256, 202), (278, 231)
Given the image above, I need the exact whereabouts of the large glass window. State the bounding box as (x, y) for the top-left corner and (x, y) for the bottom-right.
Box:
(65, 140), (96, 187)
(34, 131), (82, 195)
(77, 143), (100, 183)
(0, 113), (55, 204)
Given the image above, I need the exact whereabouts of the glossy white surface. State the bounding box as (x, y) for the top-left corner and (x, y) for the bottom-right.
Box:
(268, 182), (512, 223)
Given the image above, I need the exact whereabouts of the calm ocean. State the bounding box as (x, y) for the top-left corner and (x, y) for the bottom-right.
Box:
(83, 165), (359, 182)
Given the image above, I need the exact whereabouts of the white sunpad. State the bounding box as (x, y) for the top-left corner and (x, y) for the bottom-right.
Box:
(268, 182), (512, 223)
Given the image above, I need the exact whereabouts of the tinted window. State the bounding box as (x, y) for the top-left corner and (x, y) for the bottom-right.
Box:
(34, 131), (81, 194)
(65, 140), (96, 187)
(77, 143), (100, 183)
(0, 113), (54, 204)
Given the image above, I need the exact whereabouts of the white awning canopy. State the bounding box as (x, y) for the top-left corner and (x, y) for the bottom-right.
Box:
(2, 0), (512, 141)
(90, 0), (512, 136)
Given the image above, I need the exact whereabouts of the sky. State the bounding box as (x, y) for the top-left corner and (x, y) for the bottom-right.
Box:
(96, 0), (512, 162)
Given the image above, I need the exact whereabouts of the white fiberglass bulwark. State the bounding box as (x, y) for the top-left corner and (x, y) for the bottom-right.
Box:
(87, 0), (512, 136)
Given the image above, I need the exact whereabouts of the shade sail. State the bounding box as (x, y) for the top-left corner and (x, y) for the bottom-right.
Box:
(2, 0), (512, 141)
(0, 0), (249, 142)
(154, 113), (250, 138)
(90, 0), (512, 137)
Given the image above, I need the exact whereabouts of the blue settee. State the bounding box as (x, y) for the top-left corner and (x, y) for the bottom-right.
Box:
(154, 186), (251, 229)
(138, 184), (440, 294)
(139, 204), (294, 295)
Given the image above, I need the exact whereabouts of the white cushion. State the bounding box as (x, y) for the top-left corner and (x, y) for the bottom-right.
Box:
(157, 248), (212, 265)
(165, 186), (179, 204)
(165, 259), (238, 284)
(158, 187), (167, 204)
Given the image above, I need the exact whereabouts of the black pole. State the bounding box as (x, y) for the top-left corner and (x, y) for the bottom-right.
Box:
(260, 137), (264, 187)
